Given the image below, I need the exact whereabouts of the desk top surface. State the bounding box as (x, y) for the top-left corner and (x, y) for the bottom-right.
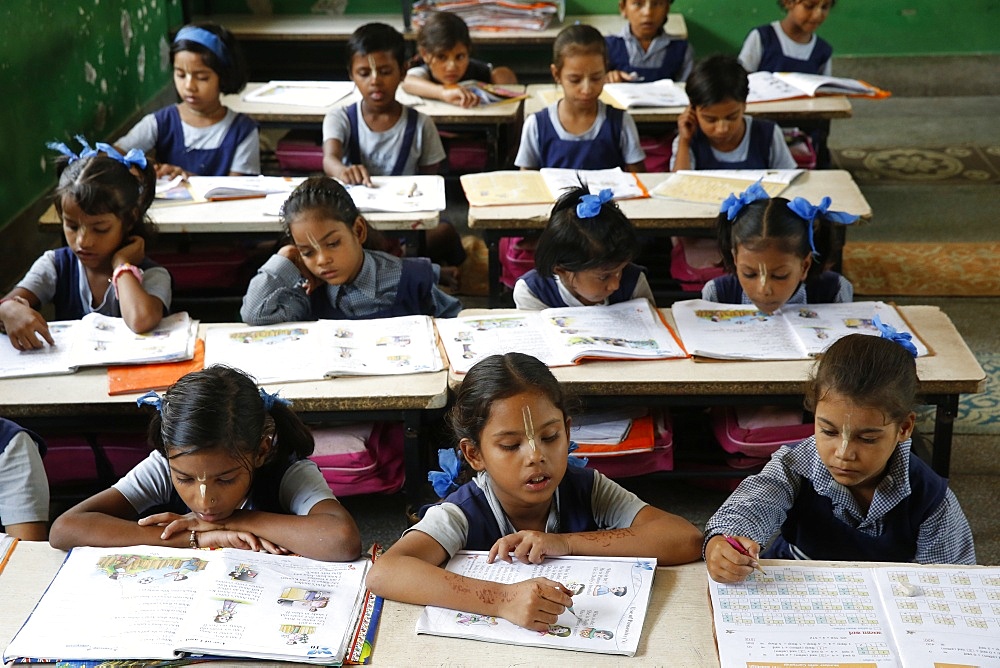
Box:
(201, 13), (687, 43)
(468, 170), (872, 230)
(0, 324), (449, 417)
(448, 305), (986, 397)
(524, 83), (854, 122)
(223, 83), (526, 125)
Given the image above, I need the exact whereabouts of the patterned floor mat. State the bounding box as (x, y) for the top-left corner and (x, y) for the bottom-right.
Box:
(842, 242), (1000, 296)
(831, 145), (1000, 184)
(918, 352), (1000, 435)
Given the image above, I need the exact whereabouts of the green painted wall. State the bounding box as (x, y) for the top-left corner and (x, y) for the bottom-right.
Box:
(0, 0), (184, 233)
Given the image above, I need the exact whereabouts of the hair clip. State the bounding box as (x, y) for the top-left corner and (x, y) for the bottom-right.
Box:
(136, 390), (163, 412)
(174, 25), (229, 65)
(567, 441), (588, 468)
(428, 448), (462, 498)
(259, 387), (291, 411)
(576, 188), (614, 219)
(720, 180), (770, 221)
(786, 196), (859, 256)
(872, 314), (918, 358)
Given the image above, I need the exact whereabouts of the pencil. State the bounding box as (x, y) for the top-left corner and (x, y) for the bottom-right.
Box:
(723, 535), (766, 576)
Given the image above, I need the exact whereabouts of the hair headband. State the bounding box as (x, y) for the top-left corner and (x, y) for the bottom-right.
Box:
(577, 188), (614, 219)
(786, 196), (859, 257)
(47, 135), (147, 170)
(872, 314), (918, 358)
(174, 25), (229, 65)
(259, 387), (291, 411)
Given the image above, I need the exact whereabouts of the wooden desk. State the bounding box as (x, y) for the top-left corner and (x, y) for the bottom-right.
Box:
(0, 541), (718, 667)
(201, 13), (687, 44)
(449, 305), (985, 477)
(0, 325), (449, 506)
(469, 170), (871, 305)
(525, 83), (854, 124)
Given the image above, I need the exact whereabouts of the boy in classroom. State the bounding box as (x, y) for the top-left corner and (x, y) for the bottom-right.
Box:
(704, 330), (976, 583)
(366, 353), (703, 630)
(403, 11), (518, 108)
(322, 22), (466, 283)
(0, 419), (49, 541)
(0, 140), (171, 349)
(606, 0), (694, 83)
(240, 176), (462, 324)
(50, 365), (362, 562)
(513, 185), (655, 309)
(115, 22), (259, 177)
(738, 0), (836, 167)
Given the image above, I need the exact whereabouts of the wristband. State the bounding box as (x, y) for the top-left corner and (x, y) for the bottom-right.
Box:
(112, 263), (144, 297)
(0, 295), (30, 308)
(189, 530), (199, 549)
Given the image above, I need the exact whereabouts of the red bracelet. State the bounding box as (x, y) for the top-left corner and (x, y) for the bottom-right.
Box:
(0, 295), (30, 307)
(112, 263), (144, 297)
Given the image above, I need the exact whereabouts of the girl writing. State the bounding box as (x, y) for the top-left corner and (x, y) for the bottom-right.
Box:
(403, 11), (518, 108)
(240, 176), (461, 324)
(513, 185), (654, 309)
(50, 365), (362, 562)
(705, 329), (976, 583)
(367, 353), (702, 631)
(704, 181), (856, 314)
(115, 22), (258, 177)
(1, 139), (170, 349)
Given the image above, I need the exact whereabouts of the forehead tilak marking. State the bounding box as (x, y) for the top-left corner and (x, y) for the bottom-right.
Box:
(522, 405), (537, 453)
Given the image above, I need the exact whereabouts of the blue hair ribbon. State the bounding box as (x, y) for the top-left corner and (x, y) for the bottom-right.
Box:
(567, 441), (588, 468)
(576, 188), (614, 219)
(872, 314), (919, 358)
(136, 390), (163, 412)
(786, 196), (859, 256)
(174, 25), (229, 65)
(259, 388), (291, 411)
(428, 448), (462, 498)
(46, 136), (146, 170)
(720, 179), (770, 221)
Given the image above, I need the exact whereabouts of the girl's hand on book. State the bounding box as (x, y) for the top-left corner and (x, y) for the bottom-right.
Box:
(336, 163), (373, 187)
(606, 69), (638, 84)
(198, 529), (268, 551)
(1, 297), (53, 350)
(442, 85), (480, 108)
(155, 162), (190, 180)
(488, 530), (571, 564)
(706, 534), (760, 583)
(498, 578), (576, 632)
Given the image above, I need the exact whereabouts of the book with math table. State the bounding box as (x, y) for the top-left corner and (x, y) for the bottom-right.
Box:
(437, 298), (687, 374)
(202, 315), (444, 384)
(650, 168), (803, 205)
(0, 312), (197, 379)
(3, 545), (372, 665)
(709, 563), (1000, 668)
(416, 551), (656, 656)
(671, 300), (929, 361)
(461, 167), (648, 207)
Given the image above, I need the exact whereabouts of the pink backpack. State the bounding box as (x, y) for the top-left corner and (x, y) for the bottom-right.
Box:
(42, 431), (151, 492)
(669, 237), (726, 293)
(710, 405), (814, 459)
(498, 236), (537, 289)
(309, 422), (405, 497)
(571, 411), (674, 479)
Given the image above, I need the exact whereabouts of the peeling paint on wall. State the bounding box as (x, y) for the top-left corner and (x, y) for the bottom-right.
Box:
(84, 61), (97, 84)
(121, 10), (133, 56)
(137, 44), (147, 83)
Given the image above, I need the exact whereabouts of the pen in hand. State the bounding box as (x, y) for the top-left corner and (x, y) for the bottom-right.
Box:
(723, 535), (766, 576)
(554, 584), (580, 619)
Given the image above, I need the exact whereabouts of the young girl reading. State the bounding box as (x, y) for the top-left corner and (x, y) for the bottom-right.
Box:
(366, 353), (702, 631)
(240, 176), (461, 324)
(606, 0), (693, 83)
(704, 330), (976, 583)
(513, 185), (654, 309)
(115, 22), (258, 177)
(671, 54), (796, 171)
(1, 139), (171, 349)
(403, 11), (518, 108)
(49, 365), (362, 562)
(703, 181), (856, 314)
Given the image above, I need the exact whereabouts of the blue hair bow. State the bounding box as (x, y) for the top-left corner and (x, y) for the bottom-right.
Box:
(259, 388), (291, 411)
(786, 196), (859, 256)
(136, 390), (163, 412)
(567, 441), (588, 468)
(46, 136), (147, 170)
(428, 448), (462, 498)
(576, 188), (614, 219)
(720, 180), (770, 221)
(872, 314), (918, 358)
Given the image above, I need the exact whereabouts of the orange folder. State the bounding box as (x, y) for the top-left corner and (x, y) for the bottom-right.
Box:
(106, 339), (205, 396)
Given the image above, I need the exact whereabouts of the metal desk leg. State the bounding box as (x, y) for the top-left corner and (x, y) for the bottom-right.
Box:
(402, 410), (426, 509)
(486, 230), (503, 307)
(932, 395), (958, 477)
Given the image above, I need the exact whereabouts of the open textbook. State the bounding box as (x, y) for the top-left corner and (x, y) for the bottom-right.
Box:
(709, 563), (1000, 668)
(651, 169), (804, 205)
(3, 545), (373, 665)
(671, 300), (929, 360)
(461, 167), (648, 207)
(456, 80), (528, 105)
(748, 71), (891, 103)
(259, 175), (447, 216)
(202, 315), (444, 384)
(437, 299), (687, 374)
(243, 80), (356, 108)
(0, 312), (197, 379)
(602, 79), (690, 109)
(416, 551), (656, 656)
(185, 175), (298, 202)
